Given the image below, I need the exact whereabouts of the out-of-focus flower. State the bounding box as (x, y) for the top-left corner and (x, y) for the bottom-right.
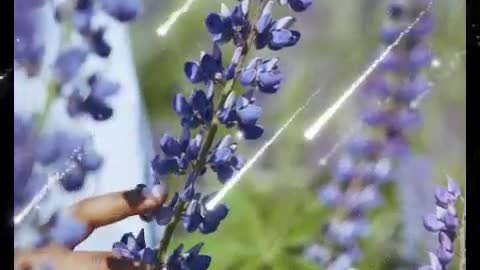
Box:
(306, 0), (435, 268)
(419, 177), (463, 270)
(67, 74), (119, 121)
(167, 243), (211, 270)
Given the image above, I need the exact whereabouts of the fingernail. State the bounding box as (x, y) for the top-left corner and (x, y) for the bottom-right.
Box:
(150, 183), (168, 199)
(142, 182), (168, 199)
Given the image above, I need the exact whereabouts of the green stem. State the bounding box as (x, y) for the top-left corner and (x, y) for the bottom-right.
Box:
(35, 82), (58, 136)
(156, 1), (269, 266)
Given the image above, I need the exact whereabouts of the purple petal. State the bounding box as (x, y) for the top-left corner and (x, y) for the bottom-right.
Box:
(54, 47), (87, 84)
(237, 104), (262, 125)
(318, 184), (342, 207)
(60, 166), (86, 191)
(155, 207), (174, 225)
(447, 176), (461, 199)
(100, 0), (142, 22)
(88, 74), (119, 98)
(434, 187), (454, 207)
(205, 13), (224, 34)
(214, 164), (234, 183)
(269, 29), (301, 49)
(151, 156), (179, 175)
(257, 71), (283, 93)
(410, 43), (433, 71)
(173, 93), (192, 117)
(191, 90), (208, 113)
(240, 124), (264, 140)
(184, 62), (205, 84)
(91, 28), (111, 58)
(160, 134), (183, 157)
(288, 0), (313, 12)
(435, 246), (454, 265)
(428, 252), (442, 270)
(438, 231), (453, 251)
(423, 214), (445, 232)
(255, 13), (272, 34)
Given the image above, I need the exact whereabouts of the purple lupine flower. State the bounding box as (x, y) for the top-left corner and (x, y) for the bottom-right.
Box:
(89, 28), (112, 58)
(14, 115), (47, 217)
(255, 2), (301, 50)
(43, 133), (103, 191)
(280, 0), (313, 12)
(14, 114), (103, 215)
(306, 0), (435, 268)
(53, 47), (88, 84)
(72, 0), (95, 35)
(183, 193), (229, 234)
(218, 91), (264, 140)
(14, 0), (46, 76)
(67, 74), (119, 121)
(240, 57), (283, 94)
(207, 135), (245, 182)
(151, 126), (203, 176)
(116, 0), (312, 268)
(419, 177), (462, 270)
(205, 1), (250, 45)
(100, 0), (143, 22)
(304, 244), (331, 265)
(184, 44), (225, 84)
(50, 0), (141, 120)
(167, 243), (211, 270)
(112, 229), (146, 260)
(112, 228), (161, 265)
(173, 88), (215, 128)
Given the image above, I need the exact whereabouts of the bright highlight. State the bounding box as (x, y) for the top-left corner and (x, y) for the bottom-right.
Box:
(156, 0), (197, 37)
(303, 1), (433, 141)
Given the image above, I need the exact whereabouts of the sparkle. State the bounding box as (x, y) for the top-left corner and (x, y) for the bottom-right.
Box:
(303, 0), (433, 141)
(156, 0), (197, 37)
(236, 131), (244, 140)
(13, 146), (83, 225)
(431, 58), (441, 68)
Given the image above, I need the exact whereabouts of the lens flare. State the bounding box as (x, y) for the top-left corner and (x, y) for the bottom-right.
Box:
(156, 0), (197, 37)
(303, 1), (433, 141)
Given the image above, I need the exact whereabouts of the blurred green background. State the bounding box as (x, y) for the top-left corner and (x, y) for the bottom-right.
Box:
(130, 0), (466, 269)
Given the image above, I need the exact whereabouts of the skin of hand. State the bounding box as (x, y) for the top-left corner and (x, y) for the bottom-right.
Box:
(14, 186), (168, 270)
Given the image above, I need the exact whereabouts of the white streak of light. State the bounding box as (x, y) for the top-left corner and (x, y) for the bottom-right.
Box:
(205, 87), (325, 210)
(13, 163), (77, 225)
(156, 0), (197, 37)
(303, 1), (433, 141)
(13, 146), (83, 225)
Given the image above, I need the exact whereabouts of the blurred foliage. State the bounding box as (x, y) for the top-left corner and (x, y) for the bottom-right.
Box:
(130, 0), (466, 269)
(170, 181), (326, 270)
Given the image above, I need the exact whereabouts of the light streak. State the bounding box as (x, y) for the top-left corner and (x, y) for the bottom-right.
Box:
(205, 0), (433, 210)
(303, 1), (433, 141)
(205, 86), (324, 210)
(156, 0), (197, 37)
(13, 146), (83, 225)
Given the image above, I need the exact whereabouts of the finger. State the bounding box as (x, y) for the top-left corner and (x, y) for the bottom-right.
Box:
(15, 247), (160, 270)
(66, 251), (160, 270)
(71, 183), (168, 231)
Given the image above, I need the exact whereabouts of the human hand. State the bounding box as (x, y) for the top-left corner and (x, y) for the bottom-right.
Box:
(15, 185), (168, 270)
